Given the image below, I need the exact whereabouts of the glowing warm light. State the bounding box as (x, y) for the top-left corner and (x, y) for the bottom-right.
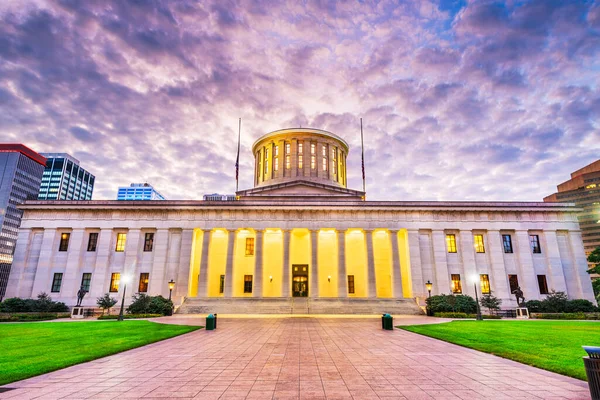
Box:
(121, 274), (133, 285)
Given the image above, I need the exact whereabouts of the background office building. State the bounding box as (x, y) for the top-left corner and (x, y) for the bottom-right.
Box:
(203, 193), (236, 201)
(545, 160), (600, 262)
(0, 144), (46, 299)
(38, 153), (95, 200)
(117, 183), (166, 200)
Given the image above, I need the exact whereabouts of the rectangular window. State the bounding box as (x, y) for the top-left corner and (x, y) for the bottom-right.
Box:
(219, 275), (225, 294)
(311, 143), (315, 154)
(322, 157), (327, 171)
(285, 143), (290, 154)
(115, 233), (127, 252)
(264, 147), (269, 174)
(244, 275), (253, 293)
(508, 274), (519, 293)
(311, 155), (316, 170)
(502, 234), (513, 253)
(451, 274), (462, 294)
(58, 233), (70, 252)
(474, 234), (485, 253)
(245, 237), (255, 256)
(298, 143), (303, 154)
(537, 275), (549, 294)
(81, 273), (92, 292)
(347, 275), (355, 294)
(298, 155), (303, 169)
(332, 148), (337, 174)
(110, 272), (120, 292)
(530, 234), (541, 253)
(144, 233), (154, 252)
(51, 273), (63, 293)
(274, 145), (279, 157)
(446, 234), (457, 253)
(275, 157), (279, 171)
(322, 146), (326, 157)
(480, 274), (490, 294)
(139, 273), (149, 293)
(286, 155), (290, 169)
(87, 232), (98, 252)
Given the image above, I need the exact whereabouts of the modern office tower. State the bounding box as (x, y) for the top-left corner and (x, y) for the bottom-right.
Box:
(38, 153), (95, 200)
(0, 144), (46, 299)
(203, 193), (236, 201)
(117, 183), (166, 200)
(545, 160), (600, 260)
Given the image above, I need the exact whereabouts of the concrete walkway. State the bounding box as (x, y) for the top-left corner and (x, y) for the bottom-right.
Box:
(0, 317), (590, 399)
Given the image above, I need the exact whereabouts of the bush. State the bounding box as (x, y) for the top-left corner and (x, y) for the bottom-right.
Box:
(97, 313), (163, 320)
(433, 312), (502, 319)
(564, 299), (597, 313)
(524, 300), (543, 312)
(0, 293), (68, 313)
(127, 294), (173, 316)
(426, 294), (477, 314)
(531, 312), (600, 320)
(543, 290), (569, 313)
(0, 312), (70, 322)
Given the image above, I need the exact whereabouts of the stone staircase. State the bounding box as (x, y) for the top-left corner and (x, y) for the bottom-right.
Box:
(177, 297), (423, 315)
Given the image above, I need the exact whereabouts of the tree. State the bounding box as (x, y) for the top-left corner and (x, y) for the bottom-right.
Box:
(593, 279), (600, 299)
(480, 291), (502, 314)
(587, 246), (600, 274)
(96, 294), (117, 315)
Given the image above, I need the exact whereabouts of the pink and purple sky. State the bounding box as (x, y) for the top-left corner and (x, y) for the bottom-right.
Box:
(1, 0), (599, 201)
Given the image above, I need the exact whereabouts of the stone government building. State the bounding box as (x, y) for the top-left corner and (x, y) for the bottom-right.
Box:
(6, 128), (597, 313)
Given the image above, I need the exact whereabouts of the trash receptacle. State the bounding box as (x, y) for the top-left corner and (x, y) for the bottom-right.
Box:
(382, 313), (393, 330)
(583, 346), (600, 400)
(214, 313), (217, 329)
(206, 314), (215, 331)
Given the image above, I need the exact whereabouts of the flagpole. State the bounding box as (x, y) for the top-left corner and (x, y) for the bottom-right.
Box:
(236, 118), (241, 193)
(360, 118), (366, 195)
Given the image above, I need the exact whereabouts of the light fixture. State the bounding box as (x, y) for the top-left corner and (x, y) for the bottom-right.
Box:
(168, 279), (176, 291)
(328, 275), (331, 282)
(425, 280), (432, 293)
(269, 275), (273, 282)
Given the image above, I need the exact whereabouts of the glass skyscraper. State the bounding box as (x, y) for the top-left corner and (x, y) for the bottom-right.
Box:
(117, 183), (166, 200)
(38, 153), (95, 200)
(0, 144), (46, 299)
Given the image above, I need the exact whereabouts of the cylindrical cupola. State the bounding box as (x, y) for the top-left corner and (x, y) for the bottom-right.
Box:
(252, 128), (349, 188)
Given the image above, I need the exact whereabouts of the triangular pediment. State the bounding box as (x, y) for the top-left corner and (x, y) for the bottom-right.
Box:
(236, 180), (364, 201)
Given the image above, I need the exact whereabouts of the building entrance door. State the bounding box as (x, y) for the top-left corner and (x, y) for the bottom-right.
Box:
(292, 264), (309, 297)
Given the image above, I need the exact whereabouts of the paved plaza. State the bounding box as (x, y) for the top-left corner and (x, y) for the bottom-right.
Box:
(0, 317), (591, 399)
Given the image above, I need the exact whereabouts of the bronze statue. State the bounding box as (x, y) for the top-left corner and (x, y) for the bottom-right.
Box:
(512, 286), (525, 307)
(76, 285), (87, 307)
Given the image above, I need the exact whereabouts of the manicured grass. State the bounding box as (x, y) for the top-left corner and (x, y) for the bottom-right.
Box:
(0, 320), (201, 386)
(400, 320), (600, 381)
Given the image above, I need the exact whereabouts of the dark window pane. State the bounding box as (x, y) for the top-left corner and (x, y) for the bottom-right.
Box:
(508, 275), (519, 293)
(144, 233), (154, 252)
(51, 273), (63, 292)
(347, 275), (355, 294)
(81, 273), (92, 292)
(502, 234), (513, 253)
(530, 235), (541, 253)
(59, 233), (70, 251)
(244, 275), (253, 293)
(219, 275), (225, 294)
(537, 275), (549, 294)
(87, 233), (98, 252)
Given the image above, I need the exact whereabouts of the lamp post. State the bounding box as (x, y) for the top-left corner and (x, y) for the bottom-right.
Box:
(117, 274), (132, 322)
(425, 280), (433, 316)
(168, 279), (176, 301)
(472, 277), (483, 321)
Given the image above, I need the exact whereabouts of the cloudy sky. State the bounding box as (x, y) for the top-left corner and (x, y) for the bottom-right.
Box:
(1, 0), (599, 201)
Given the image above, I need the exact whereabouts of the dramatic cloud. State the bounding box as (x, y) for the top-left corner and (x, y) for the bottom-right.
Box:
(0, 0), (598, 201)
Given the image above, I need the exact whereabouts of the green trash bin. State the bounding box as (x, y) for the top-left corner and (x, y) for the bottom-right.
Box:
(382, 313), (393, 330)
(206, 314), (215, 330)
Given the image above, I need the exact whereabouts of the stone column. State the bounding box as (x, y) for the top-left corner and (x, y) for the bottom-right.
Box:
(282, 229), (291, 297)
(337, 229), (347, 298)
(543, 230), (568, 293)
(459, 230), (477, 297)
(148, 229), (169, 295)
(389, 229), (403, 298)
(253, 230), (264, 297)
(407, 229), (423, 297)
(61, 228), (86, 303)
(487, 230), (510, 299)
(568, 230), (596, 301)
(175, 229), (194, 299)
(224, 230), (236, 297)
(88, 228), (113, 298)
(5, 228), (33, 298)
(515, 230), (538, 300)
(291, 139), (298, 178)
(365, 229), (377, 298)
(124, 228), (142, 287)
(310, 229), (319, 298)
(31, 228), (57, 297)
(197, 229), (211, 297)
(431, 230), (450, 295)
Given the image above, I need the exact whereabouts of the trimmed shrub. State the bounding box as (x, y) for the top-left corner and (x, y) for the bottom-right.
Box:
(127, 294), (173, 316)
(531, 312), (600, 320)
(524, 300), (543, 312)
(0, 293), (68, 313)
(97, 313), (162, 320)
(564, 299), (597, 313)
(0, 312), (70, 322)
(543, 290), (569, 313)
(433, 312), (502, 319)
(426, 294), (477, 314)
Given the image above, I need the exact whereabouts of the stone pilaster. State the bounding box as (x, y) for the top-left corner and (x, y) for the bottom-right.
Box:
(568, 230), (596, 301)
(458, 230), (477, 297)
(253, 230), (264, 297)
(337, 229), (347, 298)
(148, 229), (169, 295)
(6, 228), (33, 298)
(90, 228), (113, 298)
(431, 230), (449, 295)
(224, 230), (236, 297)
(61, 228), (86, 303)
(543, 230), (568, 293)
(124, 228), (142, 289)
(407, 229), (423, 297)
(282, 229), (291, 297)
(291, 139), (298, 178)
(197, 229), (211, 297)
(310, 229), (319, 298)
(175, 229), (194, 299)
(31, 229), (57, 297)
(487, 230), (510, 299)
(365, 229), (376, 298)
(390, 229), (403, 298)
(515, 230), (538, 300)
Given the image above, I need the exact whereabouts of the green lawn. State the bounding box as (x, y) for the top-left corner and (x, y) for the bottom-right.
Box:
(0, 321), (201, 386)
(400, 321), (600, 381)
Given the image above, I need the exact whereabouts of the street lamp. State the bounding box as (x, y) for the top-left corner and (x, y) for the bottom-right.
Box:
(168, 279), (176, 301)
(117, 274), (133, 322)
(471, 275), (483, 321)
(425, 280), (433, 316)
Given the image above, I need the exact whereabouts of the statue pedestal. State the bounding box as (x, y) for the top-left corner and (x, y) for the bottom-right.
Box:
(71, 307), (85, 319)
(516, 307), (529, 319)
